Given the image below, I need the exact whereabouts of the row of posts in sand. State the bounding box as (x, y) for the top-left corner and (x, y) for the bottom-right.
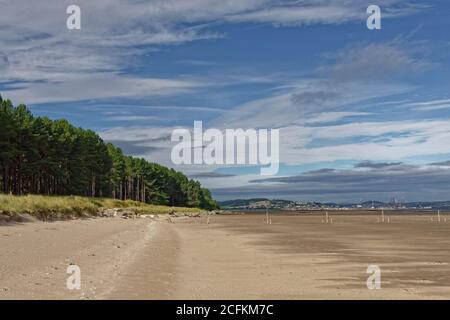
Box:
(263, 209), (448, 225)
(377, 210), (389, 223)
(322, 211), (333, 224)
(377, 209), (448, 224)
(168, 209), (448, 225)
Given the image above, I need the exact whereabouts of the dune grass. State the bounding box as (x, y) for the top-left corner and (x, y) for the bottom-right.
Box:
(0, 194), (203, 219)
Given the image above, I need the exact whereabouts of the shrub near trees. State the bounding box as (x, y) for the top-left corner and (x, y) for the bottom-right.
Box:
(0, 96), (218, 210)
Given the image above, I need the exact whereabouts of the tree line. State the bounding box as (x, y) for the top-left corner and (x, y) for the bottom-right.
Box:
(0, 96), (218, 210)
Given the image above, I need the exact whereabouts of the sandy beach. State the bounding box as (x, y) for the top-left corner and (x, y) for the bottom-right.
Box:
(1, 213), (450, 299)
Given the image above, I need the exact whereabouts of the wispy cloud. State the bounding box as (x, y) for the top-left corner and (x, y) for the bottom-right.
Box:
(354, 161), (404, 169)
(225, 0), (428, 26)
(3, 73), (204, 104)
(319, 42), (431, 82)
(189, 172), (236, 179)
(430, 160), (450, 167)
(279, 119), (450, 165)
(405, 98), (450, 111)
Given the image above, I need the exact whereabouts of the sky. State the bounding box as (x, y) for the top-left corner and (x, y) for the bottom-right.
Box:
(1, 0), (450, 203)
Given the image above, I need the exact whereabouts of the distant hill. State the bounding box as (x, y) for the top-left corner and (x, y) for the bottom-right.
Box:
(219, 198), (327, 210)
(219, 198), (450, 211)
(219, 198), (271, 208)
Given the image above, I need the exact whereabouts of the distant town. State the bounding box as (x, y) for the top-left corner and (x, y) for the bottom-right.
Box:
(219, 198), (450, 211)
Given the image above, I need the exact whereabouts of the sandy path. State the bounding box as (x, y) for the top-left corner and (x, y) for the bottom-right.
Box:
(0, 217), (160, 299)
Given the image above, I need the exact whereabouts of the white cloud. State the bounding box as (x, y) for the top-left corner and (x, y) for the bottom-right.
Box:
(225, 0), (426, 26)
(319, 42), (431, 82)
(306, 112), (373, 124)
(404, 98), (450, 111)
(279, 119), (450, 165)
(4, 73), (204, 104)
(107, 115), (161, 122)
(226, 5), (358, 25)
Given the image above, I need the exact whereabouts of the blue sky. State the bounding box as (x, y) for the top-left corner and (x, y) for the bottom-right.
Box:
(1, 0), (450, 202)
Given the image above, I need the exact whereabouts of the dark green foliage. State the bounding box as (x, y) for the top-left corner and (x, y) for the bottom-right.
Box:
(0, 98), (218, 210)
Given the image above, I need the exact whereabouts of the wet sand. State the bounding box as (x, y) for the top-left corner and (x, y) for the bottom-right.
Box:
(1, 213), (450, 299)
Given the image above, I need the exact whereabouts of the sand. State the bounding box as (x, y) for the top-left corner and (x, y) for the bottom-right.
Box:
(1, 213), (450, 299)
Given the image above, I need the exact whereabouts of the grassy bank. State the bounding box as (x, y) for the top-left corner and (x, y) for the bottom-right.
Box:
(0, 194), (204, 220)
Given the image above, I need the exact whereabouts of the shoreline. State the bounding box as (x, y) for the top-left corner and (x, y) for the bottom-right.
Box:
(1, 213), (450, 299)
